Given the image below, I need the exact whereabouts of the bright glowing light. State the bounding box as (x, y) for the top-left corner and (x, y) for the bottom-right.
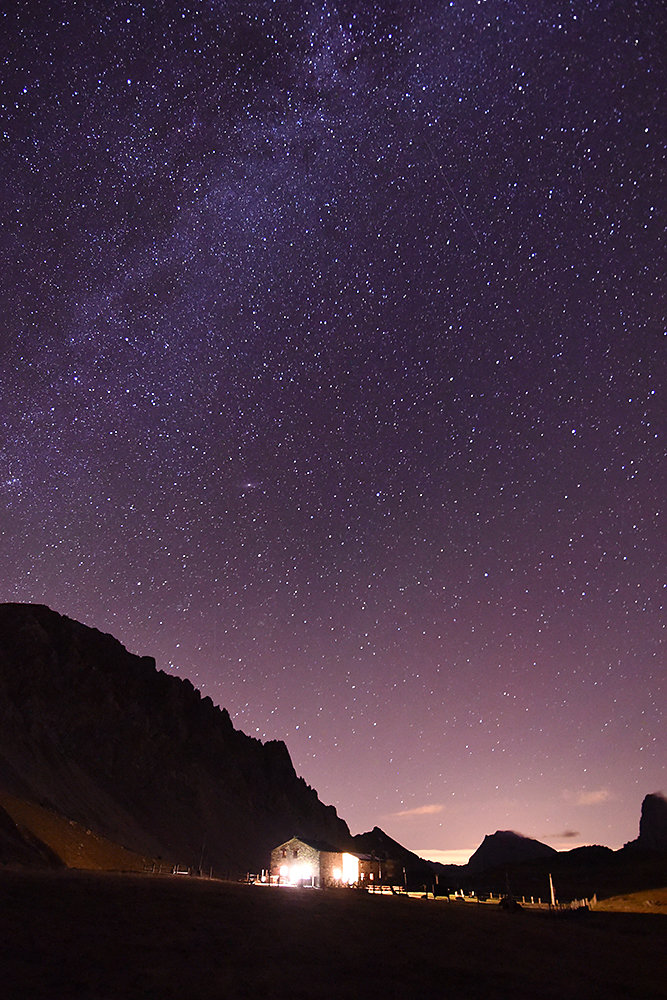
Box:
(332, 867), (342, 880)
(341, 853), (359, 884)
(289, 863), (313, 883)
(279, 865), (288, 877)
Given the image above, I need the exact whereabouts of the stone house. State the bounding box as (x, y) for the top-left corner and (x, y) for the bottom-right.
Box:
(270, 836), (379, 887)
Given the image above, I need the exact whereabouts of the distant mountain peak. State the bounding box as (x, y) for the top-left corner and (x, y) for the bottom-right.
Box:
(466, 829), (557, 874)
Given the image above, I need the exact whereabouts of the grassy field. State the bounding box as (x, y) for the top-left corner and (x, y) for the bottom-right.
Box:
(591, 886), (667, 914)
(0, 869), (664, 999)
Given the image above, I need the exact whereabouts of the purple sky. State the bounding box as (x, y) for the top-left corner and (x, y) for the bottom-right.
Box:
(2, 1), (664, 862)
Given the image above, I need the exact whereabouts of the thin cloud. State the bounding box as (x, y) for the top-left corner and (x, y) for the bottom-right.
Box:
(392, 803), (444, 818)
(554, 830), (580, 839)
(577, 789), (611, 806)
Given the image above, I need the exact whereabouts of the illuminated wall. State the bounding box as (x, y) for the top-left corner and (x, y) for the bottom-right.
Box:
(341, 852), (359, 884)
(271, 837), (326, 886)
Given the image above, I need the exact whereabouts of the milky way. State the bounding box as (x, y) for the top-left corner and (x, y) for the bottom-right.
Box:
(1, 1), (664, 860)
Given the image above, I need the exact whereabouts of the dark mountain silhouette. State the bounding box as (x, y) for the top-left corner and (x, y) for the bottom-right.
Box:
(624, 792), (667, 853)
(467, 830), (557, 874)
(352, 825), (425, 866)
(0, 603), (351, 874)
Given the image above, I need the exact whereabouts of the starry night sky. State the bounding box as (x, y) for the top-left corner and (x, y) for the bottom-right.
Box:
(1, 1), (664, 861)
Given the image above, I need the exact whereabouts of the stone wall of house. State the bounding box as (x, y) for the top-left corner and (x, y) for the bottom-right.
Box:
(319, 850), (343, 885)
(359, 857), (382, 883)
(270, 844), (285, 875)
(271, 837), (322, 883)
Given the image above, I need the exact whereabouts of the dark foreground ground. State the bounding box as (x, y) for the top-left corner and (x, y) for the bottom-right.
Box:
(0, 870), (665, 1000)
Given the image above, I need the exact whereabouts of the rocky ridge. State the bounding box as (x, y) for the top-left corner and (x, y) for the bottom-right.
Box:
(0, 603), (350, 873)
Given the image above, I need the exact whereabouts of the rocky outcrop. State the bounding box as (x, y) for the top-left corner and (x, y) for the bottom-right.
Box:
(0, 603), (351, 873)
(625, 793), (667, 852)
(466, 830), (557, 874)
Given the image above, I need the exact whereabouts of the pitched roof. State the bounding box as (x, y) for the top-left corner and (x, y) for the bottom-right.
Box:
(274, 835), (342, 853)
